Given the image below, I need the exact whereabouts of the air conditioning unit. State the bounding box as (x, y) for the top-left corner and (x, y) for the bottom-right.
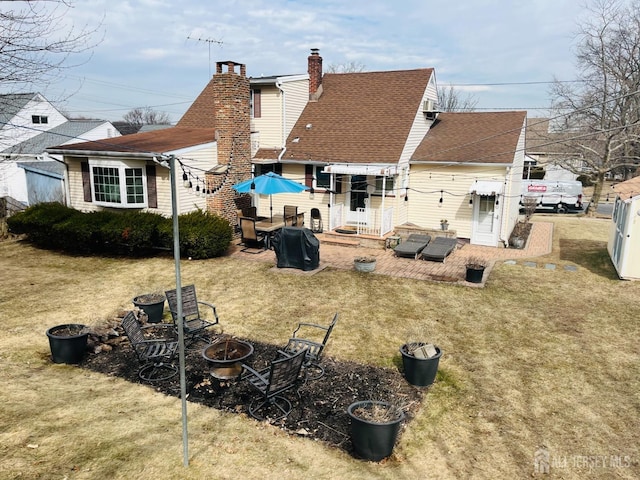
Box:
(423, 99), (438, 120)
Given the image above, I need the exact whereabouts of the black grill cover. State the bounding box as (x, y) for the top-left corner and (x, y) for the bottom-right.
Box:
(272, 227), (320, 271)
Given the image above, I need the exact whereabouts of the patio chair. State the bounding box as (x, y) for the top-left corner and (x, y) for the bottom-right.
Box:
(393, 234), (432, 259)
(310, 208), (323, 233)
(241, 348), (306, 421)
(120, 310), (178, 382)
(284, 205), (298, 226)
(239, 217), (266, 252)
(420, 236), (458, 262)
(165, 284), (223, 345)
(282, 312), (338, 380)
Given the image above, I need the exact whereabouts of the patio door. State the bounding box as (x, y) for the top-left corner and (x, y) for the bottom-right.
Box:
(346, 175), (368, 224)
(471, 195), (500, 246)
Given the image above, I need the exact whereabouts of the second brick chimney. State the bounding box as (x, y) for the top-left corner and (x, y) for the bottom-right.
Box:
(308, 48), (323, 101)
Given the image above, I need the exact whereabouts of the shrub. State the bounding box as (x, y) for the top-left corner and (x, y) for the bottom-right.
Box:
(577, 174), (594, 187)
(165, 210), (233, 259)
(7, 203), (79, 248)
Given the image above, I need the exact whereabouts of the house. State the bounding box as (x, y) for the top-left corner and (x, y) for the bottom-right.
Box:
(608, 176), (640, 280)
(1, 93), (67, 204)
(49, 51), (528, 248)
(3, 119), (119, 205)
(47, 61), (252, 220)
(525, 117), (585, 181)
(252, 50), (526, 247)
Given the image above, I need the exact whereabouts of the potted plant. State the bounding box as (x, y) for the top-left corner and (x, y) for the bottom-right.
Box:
(132, 292), (166, 323)
(440, 219), (449, 231)
(46, 323), (90, 364)
(399, 342), (442, 387)
(347, 400), (405, 461)
(354, 256), (376, 273)
(465, 256), (487, 283)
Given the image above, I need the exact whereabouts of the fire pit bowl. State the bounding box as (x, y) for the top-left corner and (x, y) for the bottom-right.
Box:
(202, 338), (254, 380)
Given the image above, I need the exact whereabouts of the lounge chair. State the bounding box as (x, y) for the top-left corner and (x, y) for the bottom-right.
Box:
(420, 236), (458, 262)
(393, 234), (432, 259)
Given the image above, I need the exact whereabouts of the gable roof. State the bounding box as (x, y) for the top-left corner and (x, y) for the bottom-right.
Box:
(613, 175), (640, 201)
(263, 68), (433, 164)
(178, 78), (218, 128)
(0, 93), (39, 125)
(3, 120), (112, 154)
(46, 127), (216, 157)
(411, 111), (526, 164)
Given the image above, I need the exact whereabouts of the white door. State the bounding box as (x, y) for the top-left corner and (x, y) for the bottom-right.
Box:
(472, 195), (500, 246)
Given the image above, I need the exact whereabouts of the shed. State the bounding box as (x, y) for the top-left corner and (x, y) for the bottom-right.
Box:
(608, 176), (640, 280)
(17, 161), (65, 205)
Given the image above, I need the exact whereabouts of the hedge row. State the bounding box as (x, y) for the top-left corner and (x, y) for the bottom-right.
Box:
(7, 203), (233, 259)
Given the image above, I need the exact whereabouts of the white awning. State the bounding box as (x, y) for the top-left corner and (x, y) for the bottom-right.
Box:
(469, 180), (504, 196)
(323, 164), (398, 176)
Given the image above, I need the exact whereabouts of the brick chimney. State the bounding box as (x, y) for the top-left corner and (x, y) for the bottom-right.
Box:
(308, 48), (323, 101)
(204, 61), (252, 225)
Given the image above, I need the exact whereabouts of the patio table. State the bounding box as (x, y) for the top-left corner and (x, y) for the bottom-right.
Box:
(255, 215), (285, 249)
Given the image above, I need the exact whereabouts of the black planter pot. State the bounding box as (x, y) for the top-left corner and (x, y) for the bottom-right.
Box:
(347, 400), (404, 461)
(465, 266), (485, 283)
(46, 324), (89, 364)
(400, 343), (442, 387)
(132, 294), (166, 323)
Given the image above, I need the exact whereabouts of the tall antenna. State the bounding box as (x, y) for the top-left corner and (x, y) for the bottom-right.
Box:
(186, 36), (224, 77)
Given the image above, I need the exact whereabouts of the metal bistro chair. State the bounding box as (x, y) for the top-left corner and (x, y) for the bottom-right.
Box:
(121, 311), (178, 382)
(241, 349), (306, 421)
(165, 284), (223, 345)
(283, 312), (338, 380)
(239, 217), (266, 252)
(284, 205), (298, 226)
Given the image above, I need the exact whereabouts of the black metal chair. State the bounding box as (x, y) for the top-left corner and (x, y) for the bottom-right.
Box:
(310, 207), (323, 233)
(165, 284), (223, 345)
(283, 312), (338, 380)
(120, 310), (178, 382)
(241, 349), (306, 421)
(239, 217), (266, 252)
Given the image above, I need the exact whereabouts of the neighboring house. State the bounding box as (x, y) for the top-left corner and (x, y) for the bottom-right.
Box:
(608, 176), (640, 280)
(525, 117), (584, 181)
(1, 93), (68, 203)
(3, 119), (119, 205)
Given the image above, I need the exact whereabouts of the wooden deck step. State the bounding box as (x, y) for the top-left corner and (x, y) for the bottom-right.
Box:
(316, 233), (360, 248)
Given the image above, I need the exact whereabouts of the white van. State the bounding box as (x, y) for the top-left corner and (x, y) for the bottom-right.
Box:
(521, 180), (584, 213)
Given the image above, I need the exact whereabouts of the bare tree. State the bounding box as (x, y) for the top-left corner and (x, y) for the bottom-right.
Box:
(437, 84), (478, 112)
(0, 1), (101, 87)
(122, 107), (171, 127)
(549, 0), (640, 215)
(325, 61), (366, 73)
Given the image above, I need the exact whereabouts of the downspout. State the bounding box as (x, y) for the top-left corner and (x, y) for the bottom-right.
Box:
(276, 79), (286, 163)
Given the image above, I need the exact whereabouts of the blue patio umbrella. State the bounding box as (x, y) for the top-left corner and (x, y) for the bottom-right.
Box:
(233, 171), (309, 222)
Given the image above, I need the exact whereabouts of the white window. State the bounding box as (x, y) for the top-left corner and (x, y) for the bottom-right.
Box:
(89, 160), (147, 208)
(375, 176), (395, 194)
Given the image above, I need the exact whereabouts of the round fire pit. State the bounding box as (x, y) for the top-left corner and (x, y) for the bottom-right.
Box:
(202, 337), (254, 380)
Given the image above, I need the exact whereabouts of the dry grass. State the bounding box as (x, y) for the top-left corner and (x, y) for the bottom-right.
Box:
(1, 215), (639, 479)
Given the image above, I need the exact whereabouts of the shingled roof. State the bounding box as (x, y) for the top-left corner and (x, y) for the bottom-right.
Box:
(178, 77), (218, 128)
(613, 175), (640, 201)
(267, 68), (433, 164)
(47, 127), (216, 156)
(411, 111), (526, 164)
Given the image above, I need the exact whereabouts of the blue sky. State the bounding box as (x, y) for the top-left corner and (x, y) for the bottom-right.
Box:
(36, 0), (591, 123)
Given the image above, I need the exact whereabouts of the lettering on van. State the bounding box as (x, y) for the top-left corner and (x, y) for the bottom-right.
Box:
(528, 185), (547, 192)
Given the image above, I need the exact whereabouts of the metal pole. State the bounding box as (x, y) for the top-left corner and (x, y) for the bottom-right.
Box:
(169, 154), (189, 467)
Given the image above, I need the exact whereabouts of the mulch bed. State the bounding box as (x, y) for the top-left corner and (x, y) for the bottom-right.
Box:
(80, 325), (425, 458)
